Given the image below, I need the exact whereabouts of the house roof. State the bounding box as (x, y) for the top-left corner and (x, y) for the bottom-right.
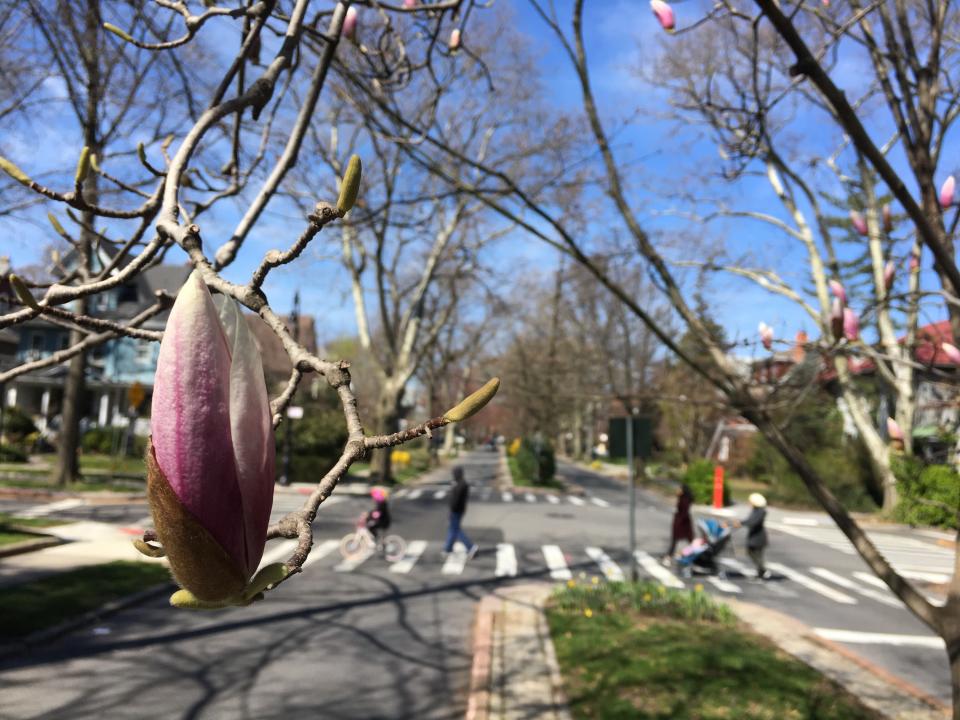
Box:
(244, 313), (318, 384)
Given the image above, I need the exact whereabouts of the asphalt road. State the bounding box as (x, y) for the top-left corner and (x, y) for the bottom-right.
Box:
(0, 449), (953, 718)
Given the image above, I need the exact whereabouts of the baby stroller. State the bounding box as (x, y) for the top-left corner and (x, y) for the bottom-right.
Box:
(676, 518), (733, 577)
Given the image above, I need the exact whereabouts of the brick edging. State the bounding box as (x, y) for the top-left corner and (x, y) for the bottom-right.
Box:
(465, 595), (499, 720)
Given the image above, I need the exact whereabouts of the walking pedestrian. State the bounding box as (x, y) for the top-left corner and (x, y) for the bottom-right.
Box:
(444, 467), (478, 559)
(663, 483), (694, 565)
(736, 492), (768, 579)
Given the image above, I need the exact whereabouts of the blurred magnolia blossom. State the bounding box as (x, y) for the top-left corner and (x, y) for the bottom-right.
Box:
(886, 417), (905, 442)
(849, 210), (868, 236)
(842, 308), (859, 341)
(758, 322), (773, 350)
(449, 28), (461, 51)
(884, 261), (895, 290)
(942, 342), (960, 366)
(650, 0), (675, 32)
(829, 279), (846, 305)
(940, 175), (955, 208)
(830, 298), (844, 340)
(882, 204), (893, 232)
(343, 6), (358, 40)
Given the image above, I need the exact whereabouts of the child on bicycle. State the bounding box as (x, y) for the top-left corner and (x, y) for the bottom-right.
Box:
(366, 487), (391, 545)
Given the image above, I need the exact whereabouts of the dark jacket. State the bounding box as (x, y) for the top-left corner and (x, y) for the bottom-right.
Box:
(367, 499), (391, 530)
(450, 479), (469, 515)
(742, 507), (767, 550)
(671, 490), (693, 542)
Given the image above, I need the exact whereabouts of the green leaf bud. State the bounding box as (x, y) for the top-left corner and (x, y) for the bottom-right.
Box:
(443, 377), (500, 423)
(10, 274), (39, 310)
(0, 157), (31, 186)
(337, 155), (362, 215)
(75, 146), (91, 185)
(103, 23), (134, 43)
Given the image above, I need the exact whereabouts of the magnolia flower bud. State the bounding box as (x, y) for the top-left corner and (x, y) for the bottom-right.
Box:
(650, 0), (676, 32)
(449, 28), (461, 51)
(942, 342), (960, 366)
(843, 308), (859, 341)
(882, 204), (893, 233)
(829, 279), (846, 306)
(75, 146), (92, 185)
(886, 417), (904, 442)
(10, 274), (39, 310)
(343, 7), (358, 41)
(850, 210), (868, 236)
(758, 322), (773, 351)
(337, 155), (362, 215)
(830, 298), (843, 340)
(443, 378), (500, 423)
(403, 0), (417, 7)
(149, 272), (275, 603)
(910, 254), (920, 271)
(883, 261), (895, 291)
(940, 175), (955, 209)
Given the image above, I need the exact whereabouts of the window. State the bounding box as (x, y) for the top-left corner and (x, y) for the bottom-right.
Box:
(135, 340), (154, 366)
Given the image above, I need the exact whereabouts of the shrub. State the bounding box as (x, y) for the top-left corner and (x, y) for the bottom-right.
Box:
(3, 406), (36, 441)
(81, 428), (114, 454)
(512, 437), (556, 485)
(893, 458), (960, 529)
(0, 444), (27, 462)
(683, 459), (731, 505)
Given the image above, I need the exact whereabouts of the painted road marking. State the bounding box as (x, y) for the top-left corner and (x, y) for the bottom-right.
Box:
(585, 547), (624, 581)
(19, 498), (85, 518)
(543, 545), (572, 580)
(433, 489), (447, 500)
(589, 496), (611, 508)
(813, 628), (944, 649)
(567, 496), (585, 507)
(260, 539), (299, 567)
(442, 547), (468, 575)
(393, 489), (408, 498)
(635, 550), (684, 588)
(809, 567), (901, 608)
(302, 539), (339, 568)
(854, 571), (946, 607)
(524, 493), (537, 503)
(502, 492), (514, 502)
(719, 557), (755, 577)
(389, 540), (427, 574)
(706, 576), (741, 593)
(407, 489), (423, 500)
(766, 562), (857, 604)
(335, 546), (374, 572)
(900, 570), (951, 584)
(782, 517), (820, 526)
(496, 543), (518, 577)
(546, 494), (560, 504)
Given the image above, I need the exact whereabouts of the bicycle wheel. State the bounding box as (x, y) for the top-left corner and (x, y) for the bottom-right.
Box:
(340, 531), (366, 558)
(382, 535), (407, 563)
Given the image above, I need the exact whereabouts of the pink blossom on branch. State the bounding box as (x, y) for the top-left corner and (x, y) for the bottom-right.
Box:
(849, 210), (868, 236)
(883, 261), (895, 291)
(940, 175), (955, 209)
(830, 298), (844, 340)
(882, 204), (893, 233)
(650, 0), (676, 32)
(343, 6), (358, 41)
(148, 273), (276, 604)
(909, 254), (920, 271)
(842, 307), (859, 341)
(942, 342), (960, 366)
(758, 322), (773, 351)
(829, 279), (846, 305)
(449, 28), (461, 51)
(886, 417), (904, 442)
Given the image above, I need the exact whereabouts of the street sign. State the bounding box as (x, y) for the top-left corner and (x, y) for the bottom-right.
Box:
(127, 381), (146, 410)
(608, 416), (653, 459)
(286, 405), (304, 420)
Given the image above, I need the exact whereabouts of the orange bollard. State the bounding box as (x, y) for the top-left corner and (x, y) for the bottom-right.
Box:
(713, 465), (724, 508)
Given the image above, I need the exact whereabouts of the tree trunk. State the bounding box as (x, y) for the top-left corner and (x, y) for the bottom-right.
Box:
(372, 387), (402, 485)
(54, 319), (87, 486)
(949, 641), (960, 720)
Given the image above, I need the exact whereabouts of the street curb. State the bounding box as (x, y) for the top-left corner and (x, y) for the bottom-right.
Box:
(0, 580), (174, 662)
(465, 583), (572, 720)
(0, 534), (61, 558)
(0, 487), (145, 503)
(726, 598), (949, 718)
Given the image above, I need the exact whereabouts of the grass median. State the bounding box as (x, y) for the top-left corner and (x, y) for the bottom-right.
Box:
(547, 581), (882, 720)
(0, 561), (171, 641)
(0, 513), (65, 547)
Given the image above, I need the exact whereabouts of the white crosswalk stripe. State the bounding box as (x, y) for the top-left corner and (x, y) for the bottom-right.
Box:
(496, 543), (518, 577)
(524, 493), (537, 503)
(389, 540), (427, 574)
(442, 546), (468, 575)
(766, 562), (857, 604)
(546, 494), (560, 504)
(19, 498), (85, 518)
(260, 539), (299, 567)
(406, 489), (422, 500)
(335, 546), (373, 572)
(433, 489), (447, 500)
(393, 489), (408, 498)
(567, 496), (585, 507)
(635, 550), (684, 588)
(706, 576), (741, 593)
(853, 570), (946, 607)
(589, 496), (610, 508)
(542, 545), (572, 580)
(302, 539), (339, 568)
(585, 547), (624, 581)
(814, 628), (944, 649)
(502, 492), (514, 502)
(809, 567), (901, 608)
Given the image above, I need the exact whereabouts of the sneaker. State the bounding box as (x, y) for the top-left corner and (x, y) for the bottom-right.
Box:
(467, 544), (479, 560)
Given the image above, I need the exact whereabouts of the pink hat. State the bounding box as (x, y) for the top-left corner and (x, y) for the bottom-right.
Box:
(370, 487), (387, 502)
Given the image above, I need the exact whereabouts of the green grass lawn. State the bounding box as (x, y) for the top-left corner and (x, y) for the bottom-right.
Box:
(0, 561), (171, 641)
(0, 529), (40, 547)
(0, 513), (65, 547)
(547, 582), (881, 720)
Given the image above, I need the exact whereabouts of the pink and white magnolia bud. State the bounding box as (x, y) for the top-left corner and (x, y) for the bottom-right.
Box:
(343, 6), (358, 41)
(850, 210), (868, 236)
(943, 342), (960, 366)
(830, 298), (844, 340)
(940, 175), (955, 209)
(650, 0), (676, 32)
(882, 204), (893, 233)
(886, 417), (904, 442)
(149, 273), (275, 602)
(449, 28), (461, 51)
(403, 0), (417, 7)
(909, 254), (920, 271)
(758, 322), (773, 351)
(847, 357), (864, 373)
(883, 261), (895, 291)
(843, 307), (859, 341)
(829, 279), (846, 306)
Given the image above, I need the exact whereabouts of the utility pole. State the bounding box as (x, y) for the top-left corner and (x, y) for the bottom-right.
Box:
(279, 290), (300, 486)
(627, 406), (638, 581)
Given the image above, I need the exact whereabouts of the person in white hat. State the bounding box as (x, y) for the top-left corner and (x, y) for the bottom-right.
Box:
(735, 493), (768, 579)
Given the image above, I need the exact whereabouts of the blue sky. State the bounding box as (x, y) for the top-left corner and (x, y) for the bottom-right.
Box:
(2, 0), (954, 354)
